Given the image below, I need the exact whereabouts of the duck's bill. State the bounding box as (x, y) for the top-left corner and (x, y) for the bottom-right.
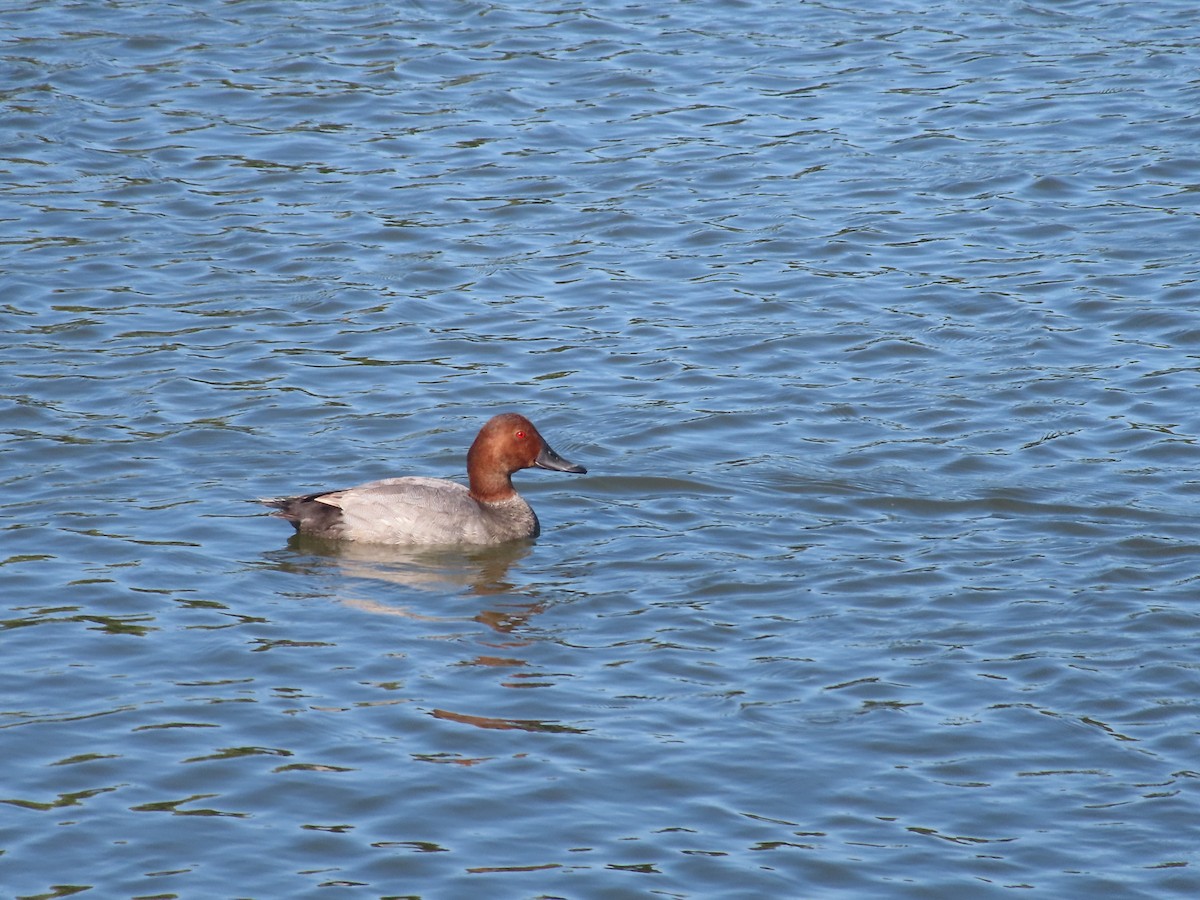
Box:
(535, 444), (587, 474)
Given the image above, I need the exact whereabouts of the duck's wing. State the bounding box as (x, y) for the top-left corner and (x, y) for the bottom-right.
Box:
(267, 477), (490, 543)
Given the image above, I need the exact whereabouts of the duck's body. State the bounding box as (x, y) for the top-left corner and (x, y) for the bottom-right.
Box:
(261, 413), (586, 545)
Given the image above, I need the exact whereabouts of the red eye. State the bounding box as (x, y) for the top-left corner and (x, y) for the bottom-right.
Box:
(515, 430), (526, 440)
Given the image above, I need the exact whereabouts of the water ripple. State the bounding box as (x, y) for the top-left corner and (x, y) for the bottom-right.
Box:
(4, 0), (1200, 897)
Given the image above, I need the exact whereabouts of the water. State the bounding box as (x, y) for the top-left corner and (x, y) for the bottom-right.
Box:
(3, 0), (1200, 897)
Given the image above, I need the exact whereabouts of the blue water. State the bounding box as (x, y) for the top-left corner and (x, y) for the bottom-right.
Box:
(3, 1), (1200, 897)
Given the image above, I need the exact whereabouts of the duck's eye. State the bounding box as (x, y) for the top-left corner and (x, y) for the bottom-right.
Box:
(515, 430), (527, 440)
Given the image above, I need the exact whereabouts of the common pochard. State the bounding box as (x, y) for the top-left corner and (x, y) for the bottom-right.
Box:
(261, 412), (587, 545)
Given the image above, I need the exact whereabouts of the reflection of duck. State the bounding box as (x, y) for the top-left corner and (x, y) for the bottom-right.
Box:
(265, 535), (547, 633)
(430, 708), (590, 734)
(279, 532), (533, 595)
(261, 413), (587, 544)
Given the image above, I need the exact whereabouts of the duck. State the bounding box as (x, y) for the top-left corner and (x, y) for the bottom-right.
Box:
(260, 412), (587, 545)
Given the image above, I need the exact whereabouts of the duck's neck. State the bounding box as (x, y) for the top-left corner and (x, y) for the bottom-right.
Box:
(469, 470), (517, 504)
(466, 441), (518, 503)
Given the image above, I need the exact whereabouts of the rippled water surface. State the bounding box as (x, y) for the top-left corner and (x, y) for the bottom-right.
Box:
(4, 1), (1200, 897)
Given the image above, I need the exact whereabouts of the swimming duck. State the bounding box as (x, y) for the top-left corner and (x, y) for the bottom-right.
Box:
(261, 413), (586, 545)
